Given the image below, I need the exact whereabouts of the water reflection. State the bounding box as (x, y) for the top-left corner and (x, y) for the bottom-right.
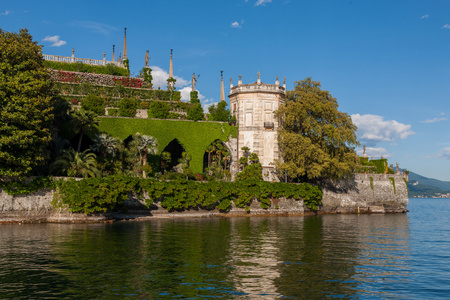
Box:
(0, 214), (411, 299)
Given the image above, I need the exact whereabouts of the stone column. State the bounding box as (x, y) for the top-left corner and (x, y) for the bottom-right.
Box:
(112, 45), (115, 63)
(168, 49), (174, 89)
(220, 71), (225, 102)
(123, 28), (127, 60)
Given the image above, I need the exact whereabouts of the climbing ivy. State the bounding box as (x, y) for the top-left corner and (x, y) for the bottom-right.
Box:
(54, 176), (322, 214)
(0, 177), (55, 196)
(389, 177), (396, 194)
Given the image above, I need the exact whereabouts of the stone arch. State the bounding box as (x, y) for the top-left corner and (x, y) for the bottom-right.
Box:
(161, 138), (186, 172)
(203, 139), (233, 172)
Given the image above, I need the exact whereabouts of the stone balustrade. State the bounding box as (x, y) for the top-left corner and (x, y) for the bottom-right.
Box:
(43, 52), (124, 68)
(229, 82), (286, 96)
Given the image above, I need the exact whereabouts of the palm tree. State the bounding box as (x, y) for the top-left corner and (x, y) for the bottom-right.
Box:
(71, 109), (99, 152)
(223, 151), (231, 170)
(178, 152), (192, 180)
(205, 144), (216, 168)
(91, 133), (122, 158)
(160, 151), (171, 174)
(52, 148), (99, 178)
(129, 134), (158, 178)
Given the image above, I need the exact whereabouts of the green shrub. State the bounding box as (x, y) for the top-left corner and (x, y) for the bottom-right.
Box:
(148, 101), (171, 119)
(118, 97), (139, 117)
(54, 175), (141, 214)
(82, 94), (106, 116)
(107, 108), (119, 116)
(236, 163), (263, 181)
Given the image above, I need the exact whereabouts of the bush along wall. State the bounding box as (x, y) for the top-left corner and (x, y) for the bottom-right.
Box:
(53, 176), (323, 214)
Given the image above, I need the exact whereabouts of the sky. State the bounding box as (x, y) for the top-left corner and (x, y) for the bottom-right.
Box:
(1, 0), (450, 181)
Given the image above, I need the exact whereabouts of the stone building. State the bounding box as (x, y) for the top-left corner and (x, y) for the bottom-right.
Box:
(229, 73), (286, 181)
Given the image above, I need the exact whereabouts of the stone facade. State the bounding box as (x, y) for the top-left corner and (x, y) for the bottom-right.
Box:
(229, 77), (285, 181)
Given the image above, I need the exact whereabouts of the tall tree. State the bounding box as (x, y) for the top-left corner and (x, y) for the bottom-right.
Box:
(275, 78), (359, 181)
(70, 109), (99, 152)
(208, 101), (230, 122)
(0, 28), (55, 177)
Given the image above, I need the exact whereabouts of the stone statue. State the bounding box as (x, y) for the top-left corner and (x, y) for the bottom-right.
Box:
(192, 73), (199, 91)
(257, 71), (260, 80)
(239, 74), (242, 81)
(144, 50), (149, 67)
(363, 145), (367, 157)
(396, 162), (400, 174)
(283, 76), (286, 85)
(230, 76), (233, 84)
(276, 75), (279, 81)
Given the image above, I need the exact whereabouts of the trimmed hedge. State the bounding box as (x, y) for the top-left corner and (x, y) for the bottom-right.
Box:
(99, 118), (237, 173)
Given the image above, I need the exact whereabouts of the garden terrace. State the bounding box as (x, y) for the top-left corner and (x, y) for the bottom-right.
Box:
(55, 82), (181, 103)
(44, 59), (127, 76)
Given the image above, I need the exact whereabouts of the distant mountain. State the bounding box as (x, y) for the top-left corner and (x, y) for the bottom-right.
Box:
(407, 171), (450, 198)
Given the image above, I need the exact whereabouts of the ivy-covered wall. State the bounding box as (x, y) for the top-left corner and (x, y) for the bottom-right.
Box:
(99, 118), (237, 173)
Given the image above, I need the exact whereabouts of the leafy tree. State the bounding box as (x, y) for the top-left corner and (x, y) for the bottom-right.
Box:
(0, 28), (55, 177)
(236, 151), (263, 181)
(70, 109), (99, 152)
(190, 91), (200, 104)
(52, 148), (99, 178)
(208, 101), (230, 122)
(186, 91), (205, 121)
(275, 78), (359, 181)
(82, 94), (106, 116)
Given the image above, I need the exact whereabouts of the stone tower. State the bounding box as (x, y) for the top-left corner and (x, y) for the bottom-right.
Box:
(228, 73), (286, 181)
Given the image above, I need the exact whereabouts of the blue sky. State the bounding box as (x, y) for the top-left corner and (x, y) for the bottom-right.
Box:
(2, 0), (450, 181)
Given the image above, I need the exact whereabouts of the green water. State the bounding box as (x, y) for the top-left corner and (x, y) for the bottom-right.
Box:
(1, 198), (449, 299)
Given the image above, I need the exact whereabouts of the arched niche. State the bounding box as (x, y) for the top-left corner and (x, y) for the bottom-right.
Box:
(161, 138), (186, 172)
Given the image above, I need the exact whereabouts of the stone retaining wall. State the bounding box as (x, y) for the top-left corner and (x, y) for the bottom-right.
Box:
(0, 174), (408, 223)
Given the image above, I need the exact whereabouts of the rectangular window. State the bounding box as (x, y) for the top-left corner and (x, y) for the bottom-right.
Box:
(246, 113), (252, 127)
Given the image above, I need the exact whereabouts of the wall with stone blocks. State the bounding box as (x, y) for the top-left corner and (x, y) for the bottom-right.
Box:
(0, 174), (408, 222)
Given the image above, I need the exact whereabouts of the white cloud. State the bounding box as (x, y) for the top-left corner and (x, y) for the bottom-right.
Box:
(0, 10), (10, 16)
(255, 0), (272, 6)
(231, 21), (241, 29)
(420, 14), (429, 19)
(421, 117), (447, 123)
(42, 35), (67, 47)
(179, 86), (215, 111)
(442, 24), (450, 29)
(351, 114), (414, 146)
(148, 66), (214, 112)
(149, 66), (189, 90)
(71, 21), (117, 36)
(436, 147), (450, 160)
(357, 147), (391, 158)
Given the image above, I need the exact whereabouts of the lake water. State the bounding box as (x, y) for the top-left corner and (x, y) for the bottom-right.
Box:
(1, 198), (449, 299)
